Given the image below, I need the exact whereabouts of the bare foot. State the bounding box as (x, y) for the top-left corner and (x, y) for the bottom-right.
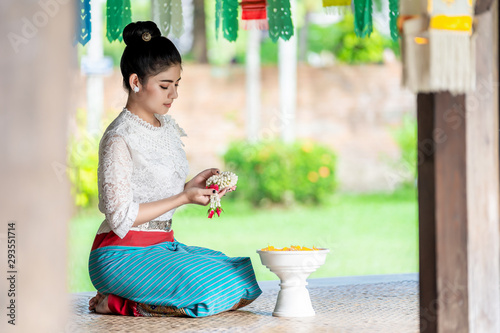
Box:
(88, 292), (104, 312)
(89, 292), (111, 314)
(95, 295), (112, 314)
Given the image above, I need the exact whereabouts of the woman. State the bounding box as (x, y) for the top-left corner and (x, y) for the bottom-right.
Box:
(87, 21), (262, 317)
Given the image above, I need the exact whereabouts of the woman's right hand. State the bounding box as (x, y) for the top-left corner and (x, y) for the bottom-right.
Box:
(183, 187), (217, 206)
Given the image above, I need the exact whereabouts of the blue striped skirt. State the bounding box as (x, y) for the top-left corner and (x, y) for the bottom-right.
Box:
(88, 230), (262, 317)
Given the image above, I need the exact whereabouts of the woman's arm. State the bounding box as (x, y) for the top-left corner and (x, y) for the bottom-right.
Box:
(99, 135), (233, 236)
(131, 187), (217, 227)
(133, 168), (236, 227)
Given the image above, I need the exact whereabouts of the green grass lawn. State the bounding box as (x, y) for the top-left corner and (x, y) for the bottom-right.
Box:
(67, 188), (419, 293)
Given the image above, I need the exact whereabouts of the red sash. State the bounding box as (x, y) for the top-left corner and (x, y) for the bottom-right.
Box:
(91, 229), (175, 251)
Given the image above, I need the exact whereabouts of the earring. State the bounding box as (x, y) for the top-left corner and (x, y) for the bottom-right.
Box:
(133, 86), (139, 93)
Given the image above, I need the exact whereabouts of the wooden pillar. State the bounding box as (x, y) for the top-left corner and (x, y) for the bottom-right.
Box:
(418, 3), (500, 332)
(417, 93), (438, 333)
(466, 2), (500, 331)
(434, 93), (469, 332)
(0, 1), (75, 332)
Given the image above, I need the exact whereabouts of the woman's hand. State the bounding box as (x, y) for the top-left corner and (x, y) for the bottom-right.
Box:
(183, 168), (237, 204)
(183, 187), (216, 206)
(219, 185), (236, 197)
(184, 168), (220, 191)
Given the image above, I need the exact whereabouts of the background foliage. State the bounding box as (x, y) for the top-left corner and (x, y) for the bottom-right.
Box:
(223, 140), (337, 206)
(391, 113), (417, 187)
(67, 109), (101, 208)
(308, 14), (399, 65)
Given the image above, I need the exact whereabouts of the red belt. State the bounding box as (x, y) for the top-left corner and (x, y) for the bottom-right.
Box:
(91, 229), (175, 251)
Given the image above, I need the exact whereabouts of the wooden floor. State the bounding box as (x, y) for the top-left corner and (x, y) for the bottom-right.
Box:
(68, 274), (419, 332)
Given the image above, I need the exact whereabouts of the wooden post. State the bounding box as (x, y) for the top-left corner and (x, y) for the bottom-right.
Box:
(465, 3), (500, 331)
(417, 93), (438, 333)
(418, 3), (500, 332)
(434, 93), (469, 332)
(0, 1), (74, 332)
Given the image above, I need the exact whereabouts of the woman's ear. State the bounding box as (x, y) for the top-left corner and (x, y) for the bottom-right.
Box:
(128, 74), (141, 92)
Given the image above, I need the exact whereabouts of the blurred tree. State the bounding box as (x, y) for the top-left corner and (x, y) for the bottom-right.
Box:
(192, 0), (208, 63)
(308, 14), (397, 64)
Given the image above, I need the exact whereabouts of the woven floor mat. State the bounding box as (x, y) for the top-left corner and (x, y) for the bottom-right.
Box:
(68, 280), (419, 333)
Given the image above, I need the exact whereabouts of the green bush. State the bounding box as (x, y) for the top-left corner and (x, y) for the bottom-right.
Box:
(67, 109), (101, 208)
(223, 140), (337, 206)
(391, 113), (417, 187)
(308, 14), (399, 65)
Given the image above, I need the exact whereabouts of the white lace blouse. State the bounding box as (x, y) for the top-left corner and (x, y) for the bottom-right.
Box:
(95, 108), (189, 239)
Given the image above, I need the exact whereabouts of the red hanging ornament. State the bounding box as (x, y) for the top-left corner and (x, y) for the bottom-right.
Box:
(240, 0), (268, 30)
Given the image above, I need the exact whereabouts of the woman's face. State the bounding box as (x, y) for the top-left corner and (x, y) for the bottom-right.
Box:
(139, 64), (181, 115)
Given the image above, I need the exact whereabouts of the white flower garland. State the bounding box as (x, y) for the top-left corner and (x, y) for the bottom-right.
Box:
(205, 171), (238, 218)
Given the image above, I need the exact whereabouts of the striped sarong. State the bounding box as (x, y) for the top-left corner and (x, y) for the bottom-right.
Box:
(88, 229), (262, 317)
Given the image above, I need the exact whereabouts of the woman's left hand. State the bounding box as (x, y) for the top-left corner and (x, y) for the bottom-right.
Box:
(184, 168), (236, 198)
(185, 168), (219, 191)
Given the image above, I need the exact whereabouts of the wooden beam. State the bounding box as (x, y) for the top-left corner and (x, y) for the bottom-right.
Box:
(417, 93), (438, 333)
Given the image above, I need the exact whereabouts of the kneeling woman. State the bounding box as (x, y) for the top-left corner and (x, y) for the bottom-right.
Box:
(87, 21), (262, 317)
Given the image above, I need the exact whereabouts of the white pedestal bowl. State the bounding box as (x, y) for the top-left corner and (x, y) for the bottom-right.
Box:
(257, 248), (330, 317)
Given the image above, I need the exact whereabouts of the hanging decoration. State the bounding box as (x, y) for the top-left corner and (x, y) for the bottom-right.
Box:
(215, 0), (222, 39)
(428, 0), (475, 93)
(400, 0), (476, 94)
(398, 0), (430, 93)
(106, 0), (132, 42)
(152, 0), (171, 36)
(388, 0), (399, 41)
(322, 0), (351, 15)
(153, 0), (184, 38)
(267, 0), (294, 42)
(399, 1), (428, 93)
(241, 0), (269, 30)
(224, 0), (240, 41)
(73, 0), (416, 46)
(77, 0), (92, 46)
(323, 0), (399, 41)
(152, 0), (170, 36)
(353, 0), (373, 37)
(215, 0), (240, 42)
(170, 0), (185, 38)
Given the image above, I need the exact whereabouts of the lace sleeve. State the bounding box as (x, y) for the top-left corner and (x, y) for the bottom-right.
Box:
(98, 133), (139, 239)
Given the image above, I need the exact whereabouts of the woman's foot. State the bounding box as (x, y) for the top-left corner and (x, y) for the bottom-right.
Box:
(88, 292), (103, 311)
(88, 292), (112, 314)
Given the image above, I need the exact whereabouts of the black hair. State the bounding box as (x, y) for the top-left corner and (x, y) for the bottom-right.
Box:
(120, 21), (182, 92)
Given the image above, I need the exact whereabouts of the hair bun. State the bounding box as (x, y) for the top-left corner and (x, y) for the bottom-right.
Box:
(123, 21), (161, 46)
